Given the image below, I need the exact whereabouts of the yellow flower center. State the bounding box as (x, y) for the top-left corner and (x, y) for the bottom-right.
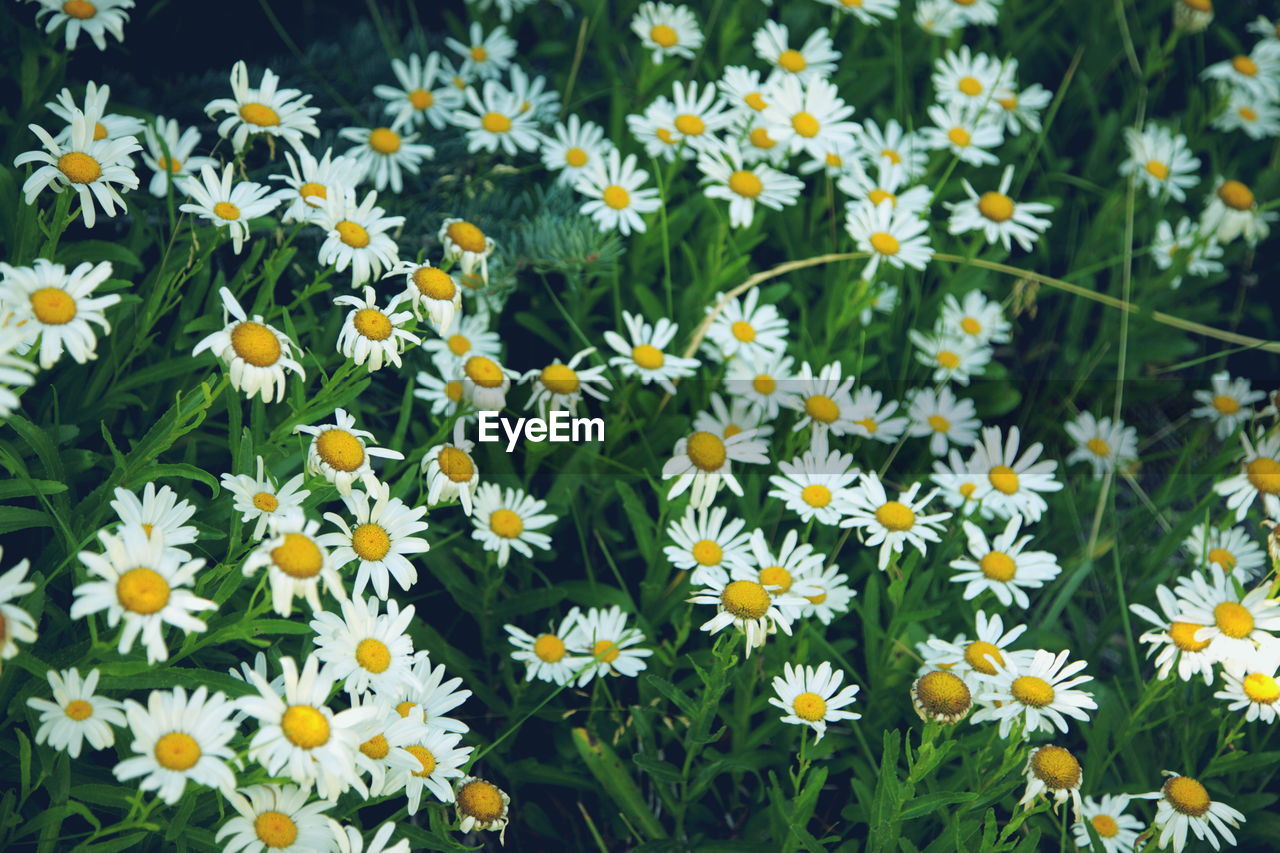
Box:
(565, 147), (589, 167)
(778, 50), (808, 73)
(792, 692), (827, 721)
(457, 779), (505, 822)
(212, 201), (240, 221)
(928, 414), (951, 433)
(867, 188), (896, 207)
(1145, 160), (1170, 181)
(805, 590), (828, 604)
(753, 374), (776, 395)
(978, 192), (1014, 222)
(482, 112), (512, 133)
(540, 363), (581, 395)
(406, 744), (437, 777)
(465, 355), (505, 388)
(1029, 746), (1080, 789)
(915, 670), (971, 716)
(1087, 437), (1111, 457)
(239, 103), (280, 127)
(744, 92), (767, 111)
(57, 151), (101, 184)
(62, 0), (97, 18)
(336, 220), (371, 249)
(446, 334), (471, 357)
(368, 127), (402, 154)
(1232, 55), (1259, 76)
(315, 429), (365, 473)
(271, 533), (324, 579)
(988, 465), (1020, 494)
(1218, 180), (1255, 210)
(1213, 601), (1255, 638)
(355, 637), (392, 673)
(1243, 673), (1280, 704)
(691, 539), (723, 566)
(997, 95), (1018, 110)
(674, 113), (705, 136)
(730, 320), (756, 343)
(253, 491), (279, 512)
(631, 343), (665, 369)
(963, 640), (1004, 675)
(489, 508), (524, 539)
(720, 580), (772, 619)
(447, 221), (487, 254)
(230, 321), (282, 367)
(979, 551), (1017, 582)
(156, 156), (183, 173)
(412, 266), (456, 300)
(1163, 776), (1211, 817)
(791, 111), (820, 138)
(728, 170), (763, 199)
(1181, 0), (1212, 9)
(936, 350), (961, 369)
(1207, 547), (1235, 569)
(854, 417), (878, 434)
(470, 45), (489, 62)
(869, 232), (900, 256)
(1246, 457), (1280, 494)
(958, 76), (983, 96)
(254, 811), (299, 848)
(1169, 621), (1211, 652)
(408, 88), (434, 110)
(395, 701), (416, 718)
(947, 127), (971, 147)
(593, 639), (621, 663)
(445, 380), (464, 402)
(826, 152), (843, 167)
(153, 732), (201, 771)
(602, 185), (631, 210)
(353, 308), (392, 341)
(1011, 675), (1055, 707)
(1211, 394), (1241, 415)
(1091, 815), (1119, 838)
(801, 484), (832, 508)
(533, 633), (566, 662)
(116, 567), (171, 614)
(656, 128), (676, 145)
(749, 127), (776, 149)
(758, 565), (793, 593)
(351, 522), (392, 562)
(959, 482), (977, 500)
(805, 394), (840, 424)
(30, 288), (77, 325)
(281, 704), (330, 749)
(1239, 106), (1258, 122)
(686, 431), (727, 471)
(881, 148), (902, 164)
(437, 446), (475, 483)
(875, 500), (915, 532)
(64, 699), (93, 720)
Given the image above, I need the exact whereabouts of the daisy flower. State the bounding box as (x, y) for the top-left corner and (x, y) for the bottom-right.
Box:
(386, 261), (460, 333)
(932, 448), (991, 516)
(445, 22), (516, 80)
(968, 426), (1062, 521)
(716, 65), (772, 119)
(837, 158), (932, 219)
(1183, 523), (1267, 582)
(665, 81), (734, 152)
(1173, 0), (1214, 32)
(724, 351), (799, 418)
(845, 198), (932, 279)
(269, 147), (365, 225)
(701, 287), (789, 364)
(238, 656), (378, 800)
(454, 777), (511, 841)
(781, 360), (858, 435)
(1151, 217), (1224, 288)
(505, 608), (587, 685)
(470, 482), (556, 568)
(761, 76), (858, 160)
(375, 52), (464, 131)
(179, 164), (280, 255)
(1200, 177), (1275, 246)
(837, 472), (951, 570)
(739, 528), (826, 601)
(857, 118), (929, 180)
(1214, 643), (1280, 723)
(768, 661), (861, 742)
(662, 427), (769, 509)
(216, 784), (338, 853)
(602, 310), (700, 393)
(908, 330), (992, 385)
(1073, 794), (1144, 853)
(204, 61), (320, 153)
(768, 429), (859, 526)
(567, 605), (653, 686)
(141, 116), (215, 197)
(460, 353), (519, 410)
(71, 526), (213, 663)
(1192, 371), (1265, 440)
(1214, 429), (1280, 521)
(576, 148), (662, 236)
(689, 575), (805, 657)
(522, 347), (612, 417)
(334, 287), (419, 372)
(14, 109), (139, 228)
(1118, 125), (1200, 202)
(698, 141), (804, 229)
(109, 482), (198, 551)
(753, 21), (840, 83)
(1134, 772), (1245, 853)
(948, 0), (1003, 26)
(931, 46), (1013, 111)
(113, 686), (237, 805)
(859, 281), (899, 326)
(220, 455), (309, 540)
(815, 0), (899, 26)
(311, 594), (417, 697)
(31, 0), (134, 50)
(338, 126), (433, 194)
(0, 258), (120, 370)
(626, 96), (682, 162)
(295, 408), (405, 496)
(503, 64), (559, 121)
(919, 103), (1003, 166)
(242, 517), (341, 617)
(911, 670), (973, 725)
(390, 652), (471, 734)
(1065, 411), (1139, 478)
(1201, 43), (1280, 102)
(453, 78), (541, 156)
(990, 82), (1053, 136)
(191, 286), (305, 404)
(422, 423), (481, 515)
(794, 563), (855, 625)
(1019, 745), (1083, 816)
(321, 482), (428, 599)
(356, 701), (429, 800)
(914, 0), (965, 38)
(26, 667), (124, 759)
(397, 728), (472, 813)
(946, 166), (1053, 251)
(1173, 565), (1280, 663)
(692, 392), (775, 445)
(924, 610), (1034, 691)
(972, 648), (1097, 739)
(438, 218), (496, 287)
(414, 367), (469, 423)
(663, 505), (755, 587)
(631, 2), (703, 63)
(949, 515), (1061, 608)
(847, 386), (909, 443)
(906, 386), (980, 455)
(541, 114), (610, 185)
(1211, 92), (1280, 139)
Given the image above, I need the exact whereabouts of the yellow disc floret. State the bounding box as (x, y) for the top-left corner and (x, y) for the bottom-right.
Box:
(1029, 745), (1081, 789)
(271, 533), (324, 579)
(57, 152), (102, 184)
(30, 288), (77, 326)
(355, 638), (392, 673)
(351, 523), (392, 562)
(792, 691), (827, 721)
(281, 704), (330, 749)
(1011, 675), (1055, 707)
(1163, 776), (1211, 817)
(874, 501), (915, 532)
(685, 431), (727, 471)
(315, 429), (365, 473)
(153, 732), (201, 771)
(254, 811), (298, 848)
(720, 580), (772, 619)
(116, 567), (171, 614)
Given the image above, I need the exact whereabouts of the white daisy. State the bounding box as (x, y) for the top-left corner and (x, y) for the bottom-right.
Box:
(908, 330), (992, 385)
(375, 52), (464, 131)
(1214, 643), (1280, 723)
(1173, 565), (1280, 664)
(470, 482), (556, 568)
(760, 75), (858, 160)
(453, 79), (542, 156)
(26, 667), (124, 759)
(939, 290), (1012, 346)
(968, 425), (1062, 522)
(924, 610), (1035, 692)
(603, 310), (700, 393)
(1020, 745), (1083, 817)
(698, 141), (804, 229)
(295, 408), (405, 496)
(856, 118), (929, 180)
(0, 258), (120, 369)
(461, 353), (520, 410)
(837, 472), (951, 571)
(216, 784), (337, 853)
(109, 482), (198, 551)
(390, 652), (471, 734)
(204, 61), (320, 153)
(768, 429), (858, 526)
(1072, 794), (1144, 853)
(753, 21), (840, 83)
(179, 163), (281, 255)
(949, 515), (1061, 608)
(931, 46), (1014, 112)
(396, 727), (473, 814)
(1211, 92), (1280, 139)
(631, 2), (703, 63)
(422, 423), (481, 515)
(1213, 429), (1280, 521)
(1130, 584), (1219, 685)
(946, 165), (1053, 251)
(845, 198), (932, 279)
(576, 148), (662, 236)
(506, 608), (587, 685)
(141, 116), (215, 197)
(724, 350), (799, 419)
(220, 455), (309, 540)
(334, 287), (419, 372)
(566, 605), (654, 686)
(320, 482), (429, 600)
(191, 286), (305, 404)
(1200, 177), (1275, 246)
(338, 126), (434, 194)
(454, 776), (511, 841)
(541, 114), (611, 186)
(1118, 125), (1201, 202)
(1201, 43), (1280, 102)
(781, 360), (858, 436)
(836, 158), (932, 219)
(794, 563), (855, 625)
(1134, 772), (1245, 853)
(662, 427), (769, 509)
(386, 260), (461, 333)
(316, 186), (404, 287)
(30, 0), (134, 51)
(663, 505), (755, 587)
(521, 347), (612, 417)
(1065, 411), (1139, 478)
(242, 517), (342, 618)
(445, 22), (516, 80)
(666, 80), (735, 152)
(311, 593), (418, 697)
(906, 386), (980, 455)
(738, 528), (826, 600)
(768, 661), (861, 742)
(1151, 217), (1224, 288)
(438, 218), (496, 286)
(689, 575), (805, 657)
(1182, 522), (1267, 582)
(846, 386), (909, 443)
(269, 147), (365, 225)
(1192, 371), (1265, 440)
(113, 686), (238, 804)
(972, 648), (1097, 739)
(815, 0), (899, 26)
(919, 102), (1003, 166)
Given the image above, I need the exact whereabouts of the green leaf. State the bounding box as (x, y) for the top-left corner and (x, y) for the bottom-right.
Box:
(571, 727), (668, 841)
